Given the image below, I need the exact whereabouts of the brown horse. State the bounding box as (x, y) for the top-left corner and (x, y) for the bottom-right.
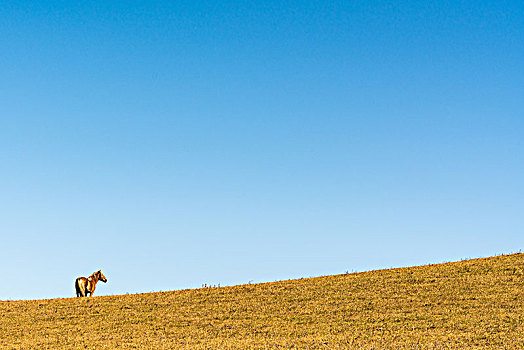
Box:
(75, 270), (107, 297)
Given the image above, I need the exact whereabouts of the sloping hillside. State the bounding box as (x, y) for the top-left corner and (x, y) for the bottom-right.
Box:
(1, 254), (524, 349)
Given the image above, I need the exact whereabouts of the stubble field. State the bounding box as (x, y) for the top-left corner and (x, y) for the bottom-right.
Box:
(1, 253), (524, 349)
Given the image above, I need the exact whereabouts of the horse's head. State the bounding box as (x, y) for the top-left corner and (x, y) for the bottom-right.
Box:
(97, 270), (108, 283)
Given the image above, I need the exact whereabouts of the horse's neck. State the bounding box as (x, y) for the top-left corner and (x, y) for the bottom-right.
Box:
(89, 274), (99, 284)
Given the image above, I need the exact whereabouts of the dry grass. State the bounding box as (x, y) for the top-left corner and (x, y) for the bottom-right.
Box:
(2, 254), (524, 349)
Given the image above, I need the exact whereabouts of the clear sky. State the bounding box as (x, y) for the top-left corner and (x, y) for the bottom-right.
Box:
(1, 1), (523, 300)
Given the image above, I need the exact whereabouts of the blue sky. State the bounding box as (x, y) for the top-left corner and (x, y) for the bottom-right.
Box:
(1, 1), (523, 300)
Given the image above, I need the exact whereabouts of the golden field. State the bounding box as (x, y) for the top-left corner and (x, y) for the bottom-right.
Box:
(1, 253), (524, 349)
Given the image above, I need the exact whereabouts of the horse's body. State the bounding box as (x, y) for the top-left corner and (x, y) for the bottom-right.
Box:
(75, 270), (107, 297)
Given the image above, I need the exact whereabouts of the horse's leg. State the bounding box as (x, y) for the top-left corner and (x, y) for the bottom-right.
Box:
(79, 278), (87, 297)
(89, 282), (96, 297)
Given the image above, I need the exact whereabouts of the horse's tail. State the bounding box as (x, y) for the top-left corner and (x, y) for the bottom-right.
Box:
(75, 278), (80, 296)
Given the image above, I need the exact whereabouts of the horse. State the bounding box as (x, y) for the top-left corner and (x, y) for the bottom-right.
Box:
(75, 270), (108, 297)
